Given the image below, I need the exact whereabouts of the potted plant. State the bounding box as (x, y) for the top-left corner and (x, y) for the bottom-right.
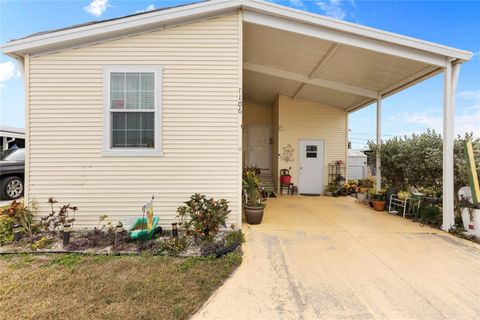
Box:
(324, 183), (336, 196)
(242, 169), (265, 224)
(339, 185), (348, 196)
(372, 193), (386, 211)
(368, 187), (376, 207)
(357, 187), (367, 203)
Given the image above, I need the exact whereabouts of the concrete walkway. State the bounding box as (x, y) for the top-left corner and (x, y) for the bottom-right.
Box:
(193, 196), (480, 320)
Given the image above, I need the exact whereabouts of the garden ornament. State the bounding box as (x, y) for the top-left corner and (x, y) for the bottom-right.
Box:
(128, 196), (159, 240)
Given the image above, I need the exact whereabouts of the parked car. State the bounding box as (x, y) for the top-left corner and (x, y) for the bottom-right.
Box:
(0, 148), (25, 200)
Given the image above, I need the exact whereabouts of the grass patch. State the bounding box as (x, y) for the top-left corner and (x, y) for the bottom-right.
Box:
(0, 252), (242, 319)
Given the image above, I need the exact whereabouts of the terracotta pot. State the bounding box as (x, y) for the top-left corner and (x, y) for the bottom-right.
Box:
(244, 206), (264, 224)
(372, 200), (385, 211)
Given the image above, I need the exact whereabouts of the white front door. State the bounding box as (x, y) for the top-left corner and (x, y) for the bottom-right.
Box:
(247, 124), (271, 170)
(299, 139), (324, 195)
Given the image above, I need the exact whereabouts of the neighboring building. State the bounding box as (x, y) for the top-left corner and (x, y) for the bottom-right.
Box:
(0, 126), (25, 151)
(347, 150), (368, 180)
(1, 0), (471, 229)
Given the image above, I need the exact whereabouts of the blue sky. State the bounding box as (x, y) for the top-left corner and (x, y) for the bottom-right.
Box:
(1, 0), (479, 149)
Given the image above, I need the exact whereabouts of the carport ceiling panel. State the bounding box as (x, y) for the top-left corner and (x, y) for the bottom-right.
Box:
(243, 69), (301, 105)
(314, 45), (430, 92)
(297, 84), (365, 109)
(244, 23), (334, 76)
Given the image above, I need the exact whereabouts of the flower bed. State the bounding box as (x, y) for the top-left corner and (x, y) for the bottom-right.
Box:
(0, 195), (244, 257)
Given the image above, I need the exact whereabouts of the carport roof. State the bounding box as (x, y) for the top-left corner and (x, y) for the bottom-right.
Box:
(1, 0), (472, 111)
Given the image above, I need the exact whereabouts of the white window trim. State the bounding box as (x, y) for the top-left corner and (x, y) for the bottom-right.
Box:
(102, 65), (163, 157)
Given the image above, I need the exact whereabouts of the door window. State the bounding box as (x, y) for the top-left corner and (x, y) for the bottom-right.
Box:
(306, 145), (317, 158)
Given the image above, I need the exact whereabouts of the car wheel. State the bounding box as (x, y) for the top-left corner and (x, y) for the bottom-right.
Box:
(1, 176), (24, 200)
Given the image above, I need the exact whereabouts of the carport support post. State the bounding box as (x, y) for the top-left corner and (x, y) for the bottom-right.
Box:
(442, 59), (460, 231)
(375, 95), (382, 192)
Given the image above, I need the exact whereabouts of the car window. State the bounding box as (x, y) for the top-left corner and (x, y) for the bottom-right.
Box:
(0, 149), (25, 161)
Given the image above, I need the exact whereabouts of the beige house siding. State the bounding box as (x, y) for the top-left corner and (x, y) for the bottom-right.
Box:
(276, 95), (347, 190)
(242, 99), (272, 166)
(27, 14), (242, 228)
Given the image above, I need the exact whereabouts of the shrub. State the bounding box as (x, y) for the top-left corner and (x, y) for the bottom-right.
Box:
(39, 198), (78, 234)
(224, 230), (245, 247)
(159, 236), (189, 255)
(367, 130), (480, 193)
(177, 194), (230, 241)
(0, 215), (14, 244)
(0, 200), (37, 243)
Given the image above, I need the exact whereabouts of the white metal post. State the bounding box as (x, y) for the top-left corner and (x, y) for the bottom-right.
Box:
(376, 95), (382, 192)
(442, 59), (460, 231)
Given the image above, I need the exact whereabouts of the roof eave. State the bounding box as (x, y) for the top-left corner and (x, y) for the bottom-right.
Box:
(1, 0), (239, 56)
(1, 0), (473, 63)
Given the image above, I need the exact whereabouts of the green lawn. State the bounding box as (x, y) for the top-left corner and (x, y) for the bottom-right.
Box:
(0, 253), (241, 319)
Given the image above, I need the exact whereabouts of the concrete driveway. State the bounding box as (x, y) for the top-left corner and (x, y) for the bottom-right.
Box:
(193, 196), (480, 319)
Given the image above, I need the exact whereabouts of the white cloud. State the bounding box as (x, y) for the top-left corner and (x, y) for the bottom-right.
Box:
(136, 4), (155, 13)
(317, 0), (347, 20)
(0, 61), (16, 88)
(404, 109), (480, 137)
(84, 0), (109, 17)
(288, 0), (305, 8)
(458, 90), (480, 101)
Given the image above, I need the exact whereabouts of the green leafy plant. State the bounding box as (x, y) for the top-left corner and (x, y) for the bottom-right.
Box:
(159, 236), (189, 255)
(177, 194), (230, 241)
(39, 198), (78, 234)
(242, 170), (264, 208)
(0, 200), (38, 243)
(224, 230), (245, 247)
(373, 193), (385, 201)
(326, 183), (338, 192)
(368, 130), (480, 193)
(0, 215), (14, 244)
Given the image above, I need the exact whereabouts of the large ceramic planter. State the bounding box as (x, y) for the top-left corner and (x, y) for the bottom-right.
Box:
(372, 200), (385, 211)
(357, 192), (367, 203)
(244, 206), (264, 224)
(325, 191), (333, 196)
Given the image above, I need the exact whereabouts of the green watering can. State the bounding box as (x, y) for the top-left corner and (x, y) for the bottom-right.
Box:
(128, 216), (159, 240)
(127, 196), (159, 240)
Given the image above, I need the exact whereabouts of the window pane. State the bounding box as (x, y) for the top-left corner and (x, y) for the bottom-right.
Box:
(111, 112), (155, 149)
(140, 91), (154, 109)
(126, 130), (140, 148)
(141, 73), (155, 92)
(141, 113), (154, 128)
(126, 91), (140, 109)
(126, 73), (140, 91)
(126, 112), (141, 129)
(142, 130), (154, 147)
(112, 113), (126, 129)
(111, 91), (125, 109)
(111, 73), (125, 91)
